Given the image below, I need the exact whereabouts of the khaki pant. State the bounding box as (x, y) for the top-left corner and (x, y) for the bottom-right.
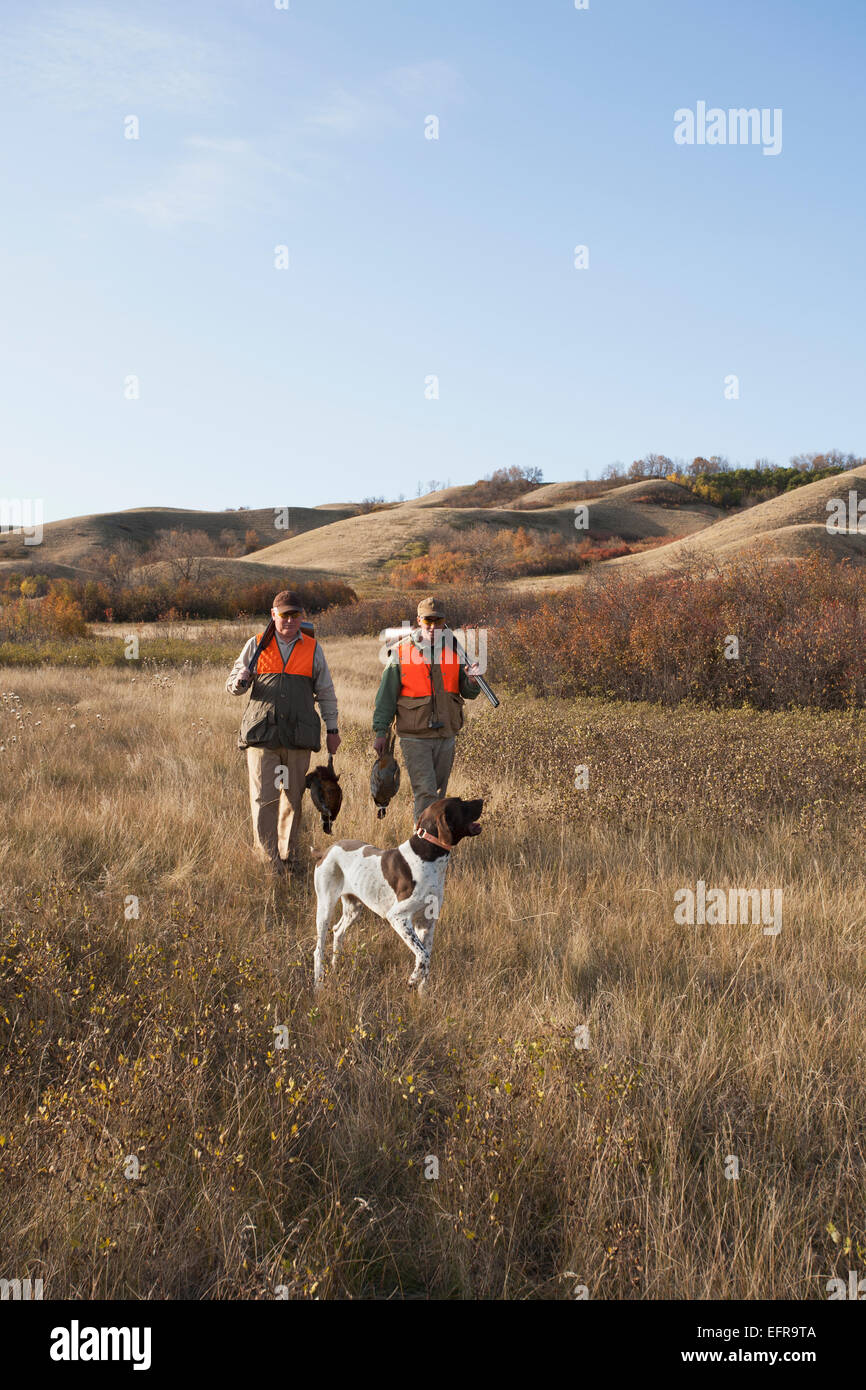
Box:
(399, 735), (456, 824)
(246, 746), (311, 865)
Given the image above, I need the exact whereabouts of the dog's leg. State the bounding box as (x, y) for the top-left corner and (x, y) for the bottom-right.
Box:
(413, 895), (441, 994)
(388, 911), (431, 989)
(332, 894), (362, 967)
(414, 919), (436, 994)
(313, 860), (342, 988)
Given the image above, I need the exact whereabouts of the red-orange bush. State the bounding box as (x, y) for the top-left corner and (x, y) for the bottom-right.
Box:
(38, 575), (357, 623)
(498, 552), (866, 710)
(389, 525), (590, 587)
(390, 526), (681, 588)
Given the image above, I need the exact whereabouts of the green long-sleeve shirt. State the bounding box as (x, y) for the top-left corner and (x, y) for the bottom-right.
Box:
(372, 634), (481, 734)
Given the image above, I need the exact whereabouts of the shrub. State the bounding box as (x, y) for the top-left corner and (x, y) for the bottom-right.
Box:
(387, 524), (679, 588)
(0, 593), (90, 640)
(498, 551), (866, 711)
(388, 524), (588, 587)
(46, 575), (357, 623)
(676, 465), (849, 510)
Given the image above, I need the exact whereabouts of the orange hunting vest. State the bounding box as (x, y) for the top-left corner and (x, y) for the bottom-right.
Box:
(254, 629), (316, 677)
(397, 638), (461, 697)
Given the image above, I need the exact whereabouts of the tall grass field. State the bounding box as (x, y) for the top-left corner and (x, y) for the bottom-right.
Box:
(1, 629), (864, 1298)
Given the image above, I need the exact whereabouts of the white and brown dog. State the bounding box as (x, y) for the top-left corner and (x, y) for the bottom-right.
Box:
(313, 796), (484, 993)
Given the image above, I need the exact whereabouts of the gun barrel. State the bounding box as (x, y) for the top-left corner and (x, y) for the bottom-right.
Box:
(471, 671), (500, 708)
(448, 631), (500, 709)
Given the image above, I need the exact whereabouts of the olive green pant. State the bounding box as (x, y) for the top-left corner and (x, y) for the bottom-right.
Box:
(399, 735), (456, 823)
(246, 746), (311, 865)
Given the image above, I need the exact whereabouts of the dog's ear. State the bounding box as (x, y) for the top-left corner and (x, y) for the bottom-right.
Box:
(304, 772), (315, 789)
(416, 803), (442, 841)
(435, 806), (455, 847)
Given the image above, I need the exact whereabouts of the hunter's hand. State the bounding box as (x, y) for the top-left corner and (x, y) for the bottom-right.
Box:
(373, 735), (388, 756)
(326, 731), (341, 756)
(466, 662), (480, 684)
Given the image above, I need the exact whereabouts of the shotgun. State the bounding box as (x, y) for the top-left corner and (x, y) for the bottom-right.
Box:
(381, 625), (500, 709)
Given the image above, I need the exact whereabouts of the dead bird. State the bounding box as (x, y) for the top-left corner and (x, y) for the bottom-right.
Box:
(305, 755), (343, 834)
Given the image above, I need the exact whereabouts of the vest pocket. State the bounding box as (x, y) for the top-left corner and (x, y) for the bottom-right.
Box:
(240, 704), (277, 747)
(446, 692), (465, 734)
(292, 714), (322, 751)
(396, 694), (435, 736)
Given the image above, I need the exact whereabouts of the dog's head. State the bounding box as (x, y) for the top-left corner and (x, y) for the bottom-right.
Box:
(305, 760), (342, 834)
(416, 796), (484, 850)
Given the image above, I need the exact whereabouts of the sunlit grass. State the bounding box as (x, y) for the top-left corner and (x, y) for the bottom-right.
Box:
(1, 649), (864, 1298)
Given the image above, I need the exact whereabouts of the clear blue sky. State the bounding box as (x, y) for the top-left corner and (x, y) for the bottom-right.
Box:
(2, 0), (864, 523)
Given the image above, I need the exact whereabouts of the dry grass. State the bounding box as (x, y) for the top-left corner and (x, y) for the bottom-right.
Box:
(1, 642), (864, 1299)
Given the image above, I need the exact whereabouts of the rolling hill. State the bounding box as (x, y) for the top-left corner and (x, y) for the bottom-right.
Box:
(510, 466), (866, 592)
(233, 479), (720, 586)
(3, 471), (863, 597)
(0, 505), (359, 580)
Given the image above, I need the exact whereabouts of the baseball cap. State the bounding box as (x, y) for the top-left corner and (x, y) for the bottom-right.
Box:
(272, 590), (304, 614)
(417, 596), (445, 621)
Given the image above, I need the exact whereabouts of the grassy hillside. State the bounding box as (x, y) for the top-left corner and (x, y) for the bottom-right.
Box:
(512, 466), (866, 593)
(240, 481), (718, 585)
(0, 505), (359, 580)
(5, 471), (862, 599)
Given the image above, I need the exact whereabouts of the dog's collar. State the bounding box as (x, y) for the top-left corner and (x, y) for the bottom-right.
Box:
(413, 824), (452, 852)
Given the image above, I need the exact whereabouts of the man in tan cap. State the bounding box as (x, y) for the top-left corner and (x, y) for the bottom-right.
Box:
(372, 595), (480, 823)
(227, 591), (340, 873)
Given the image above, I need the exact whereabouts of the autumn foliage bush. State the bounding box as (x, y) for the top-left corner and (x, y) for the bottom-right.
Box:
(677, 465), (845, 509)
(498, 552), (866, 710)
(0, 574), (357, 626)
(389, 524), (676, 588)
(0, 592), (90, 640)
(389, 526), (587, 587)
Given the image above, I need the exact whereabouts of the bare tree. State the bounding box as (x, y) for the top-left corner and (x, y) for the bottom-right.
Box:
(88, 537), (148, 585)
(218, 529), (245, 557)
(149, 529), (220, 583)
(461, 525), (507, 585)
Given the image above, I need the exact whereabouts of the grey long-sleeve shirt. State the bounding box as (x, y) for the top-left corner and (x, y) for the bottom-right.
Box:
(226, 632), (339, 729)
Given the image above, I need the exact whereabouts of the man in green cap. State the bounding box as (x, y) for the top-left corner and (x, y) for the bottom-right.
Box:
(372, 595), (480, 823)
